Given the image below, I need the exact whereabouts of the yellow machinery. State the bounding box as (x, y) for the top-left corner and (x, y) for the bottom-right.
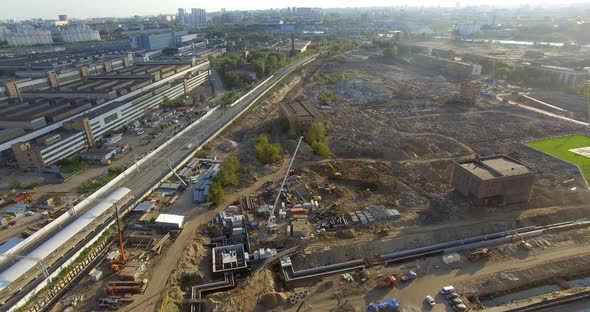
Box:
(511, 232), (533, 249)
(327, 162), (341, 178)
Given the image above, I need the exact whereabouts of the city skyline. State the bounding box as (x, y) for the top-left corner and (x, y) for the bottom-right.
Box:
(1, 0), (586, 20)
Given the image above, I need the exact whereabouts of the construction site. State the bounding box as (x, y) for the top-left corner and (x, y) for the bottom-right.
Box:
(16, 44), (590, 312)
(99, 46), (590, 312)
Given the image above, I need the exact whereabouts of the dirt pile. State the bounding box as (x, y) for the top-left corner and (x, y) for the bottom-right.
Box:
(259, 292), (288, 308)
(207, 269), (278, 311)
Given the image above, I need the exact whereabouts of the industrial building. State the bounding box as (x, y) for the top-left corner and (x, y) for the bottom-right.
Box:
(413, 53), (482, 82)
(0, 48), (131, 79)
(523, 64), (588, 86)
(0, 55), (211, 170)
(451, 155), (536, 205)
(279, 100), (320, 129)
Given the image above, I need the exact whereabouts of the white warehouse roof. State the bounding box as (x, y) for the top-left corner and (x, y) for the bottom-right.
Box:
(155, 213), (185, 229)
(0, 187), (131, 292)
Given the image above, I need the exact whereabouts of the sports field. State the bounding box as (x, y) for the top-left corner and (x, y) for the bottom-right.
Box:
(527, 134), (590, 183)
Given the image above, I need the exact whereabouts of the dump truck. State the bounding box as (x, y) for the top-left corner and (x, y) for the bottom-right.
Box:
(469, 248), (493, 261)
(376, 274), (398, 288)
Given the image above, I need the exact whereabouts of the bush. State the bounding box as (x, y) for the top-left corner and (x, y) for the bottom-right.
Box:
(255, 135), (282, 164)
(9, 180), (22, 189)
(221, 91), (240, 106)
(319, 91), (339, 105)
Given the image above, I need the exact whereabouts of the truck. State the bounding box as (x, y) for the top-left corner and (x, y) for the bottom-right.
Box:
(376, 274), (398, 288)
(469, 248), (493, 261)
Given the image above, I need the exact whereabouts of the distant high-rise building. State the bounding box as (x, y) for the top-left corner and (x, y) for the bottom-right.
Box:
(58, 15), (68, 22)
(178, 8), (207, 26)
(177, 8), (186, 24)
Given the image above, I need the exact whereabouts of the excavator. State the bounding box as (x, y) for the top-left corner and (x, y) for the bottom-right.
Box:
(327, 162), (341, 179)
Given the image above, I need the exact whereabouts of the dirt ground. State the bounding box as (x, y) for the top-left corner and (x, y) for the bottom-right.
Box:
(273, 235), (590, 312)
(53, 49), (590, 312)
(200, 50), (590, 311)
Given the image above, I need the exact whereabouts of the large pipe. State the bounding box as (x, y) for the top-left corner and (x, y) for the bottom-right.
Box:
(282, 221), (588, 282)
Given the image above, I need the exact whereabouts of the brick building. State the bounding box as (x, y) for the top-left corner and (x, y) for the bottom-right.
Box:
(451, 155), (536, 205)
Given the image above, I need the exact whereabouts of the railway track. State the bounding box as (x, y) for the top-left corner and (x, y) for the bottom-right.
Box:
(0, 55), (317, 311)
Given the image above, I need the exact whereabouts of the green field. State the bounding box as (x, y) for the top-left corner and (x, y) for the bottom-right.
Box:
(527, 134), (590, 183)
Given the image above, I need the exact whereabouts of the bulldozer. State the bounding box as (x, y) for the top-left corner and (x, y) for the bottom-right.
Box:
(511, 232), (533, 250)
(364, 256), (384, 268)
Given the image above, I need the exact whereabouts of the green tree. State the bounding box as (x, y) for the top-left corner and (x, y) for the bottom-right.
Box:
(255, 135), (282, 164)
(218, 156), (241, 187)
(252, 59), (266, 78)
(205, 223), (223, 237)
(223, 71), (243, 89)
(305, 122), (326, 144)
(311, 141), (331, 157)
(209, 180), (224, 206)
(304, 122), (331, 157)
(383, 47), (398, 61)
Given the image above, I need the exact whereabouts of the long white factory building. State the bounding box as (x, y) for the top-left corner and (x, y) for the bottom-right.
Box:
(0, 187), (132, 305)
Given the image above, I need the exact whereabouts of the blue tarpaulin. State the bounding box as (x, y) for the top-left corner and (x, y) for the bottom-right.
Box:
(367, 298), (399, 312)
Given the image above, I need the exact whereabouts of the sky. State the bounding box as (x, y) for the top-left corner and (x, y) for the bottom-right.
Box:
(0, 0), (587, 20)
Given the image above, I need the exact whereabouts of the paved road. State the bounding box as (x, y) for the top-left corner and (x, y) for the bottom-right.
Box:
(1, 54), (316, 309)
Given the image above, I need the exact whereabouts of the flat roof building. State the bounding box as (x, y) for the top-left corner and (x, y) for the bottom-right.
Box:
(451, 155), (536, 205)
(279, 100), (320, 129)
(2, 59), (210, 170)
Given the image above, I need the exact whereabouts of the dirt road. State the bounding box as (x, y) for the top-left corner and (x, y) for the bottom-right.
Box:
(282, 241), (590, 312)
(122, 157), (289, 312)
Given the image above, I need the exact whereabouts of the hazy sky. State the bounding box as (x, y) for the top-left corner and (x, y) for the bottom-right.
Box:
(1, 0), (586, 20)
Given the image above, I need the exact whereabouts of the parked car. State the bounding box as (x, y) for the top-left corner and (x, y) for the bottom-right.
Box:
(445, 292), (460, 300)
(425, 295), (436, 306)
(400, 271), (417, 281)
(25, 211), (35, 216)
(453, 303), (468, 311)
(440, 286), (456, 295)
(451, 298), (463, 305)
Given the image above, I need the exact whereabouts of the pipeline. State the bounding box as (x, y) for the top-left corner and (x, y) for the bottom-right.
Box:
(282, 220), (590, 283)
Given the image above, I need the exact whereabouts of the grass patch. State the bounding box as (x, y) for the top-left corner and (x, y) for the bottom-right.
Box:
(312, 70), (369, 84)
(527, 134), (590, 183)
